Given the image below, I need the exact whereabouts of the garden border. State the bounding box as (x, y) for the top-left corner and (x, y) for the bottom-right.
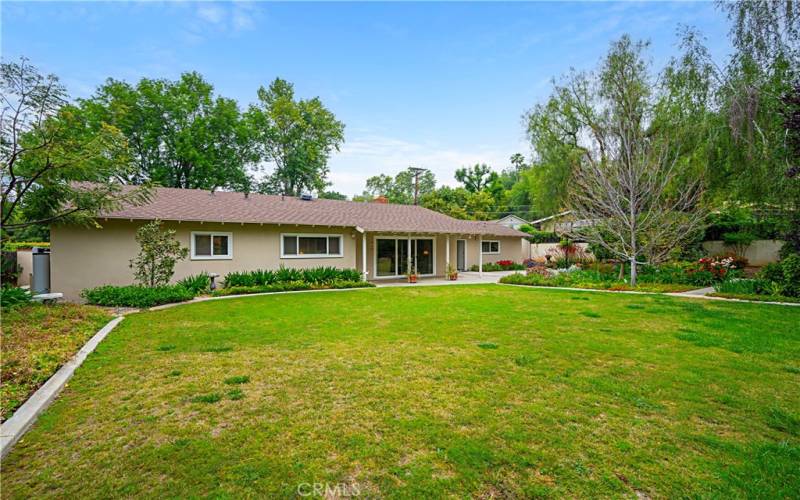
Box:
(0, 316), (125, 460)
(498, 283), (800, 306)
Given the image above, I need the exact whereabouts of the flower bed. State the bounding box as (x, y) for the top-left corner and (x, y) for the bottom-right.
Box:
(1, 303), (112, 421)
(469, 260), (525, 272)
(499, 271), (696, 293)
(212, 280), (374, 297)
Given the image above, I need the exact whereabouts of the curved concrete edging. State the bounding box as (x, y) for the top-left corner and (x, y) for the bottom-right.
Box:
(498, 283), (800, 306)
(0, 316), (125, 460)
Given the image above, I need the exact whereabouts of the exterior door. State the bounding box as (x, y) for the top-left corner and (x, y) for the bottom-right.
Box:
(457, 239), (466, 271)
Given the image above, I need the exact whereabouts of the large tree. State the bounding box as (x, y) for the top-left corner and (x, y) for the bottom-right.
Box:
(363, 167), (436, 204)
(676, 1), (799, 206)
(561, 37), (706, 285)
(81, 72), (256, 191)
(247, 78), (344, 196)
(1, 58), (149, 232)
(454, 163), (499, 193)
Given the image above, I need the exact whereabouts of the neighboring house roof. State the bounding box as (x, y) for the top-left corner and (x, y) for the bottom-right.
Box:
(99, 186), (528, 237)
(531, 210), (572, 225)
(493, 214), (529, 226)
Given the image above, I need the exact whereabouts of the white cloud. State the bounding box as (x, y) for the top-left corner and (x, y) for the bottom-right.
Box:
(196, 4), (225, 25)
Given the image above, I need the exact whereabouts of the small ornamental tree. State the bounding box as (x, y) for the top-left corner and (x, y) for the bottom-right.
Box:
(129, 220), (188, 287)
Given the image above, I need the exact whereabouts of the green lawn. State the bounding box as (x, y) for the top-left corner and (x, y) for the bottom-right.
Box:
(2, 285), (799, 498)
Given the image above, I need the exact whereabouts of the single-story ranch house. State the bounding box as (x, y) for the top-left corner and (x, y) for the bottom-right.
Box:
(51, 187), (529, 300)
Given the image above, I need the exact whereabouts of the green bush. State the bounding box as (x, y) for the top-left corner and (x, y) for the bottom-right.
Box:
(758, 262), (784, 283)
(0, 286), (32, 311)
(212, 280), (374, 297)
(781, 254), (800, 297)
(82, 285), (194, 308)
(714, 279), (765, 295)
(469, 261), (525, 272)
(223, 266), (362, 288)
(520, 226), (561, 244)
(176, 272), (211, 295)
(755, 255), (800, 297)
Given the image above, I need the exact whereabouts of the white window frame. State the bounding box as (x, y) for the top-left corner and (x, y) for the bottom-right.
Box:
(481, 240), (501, 255)
(281, 233), (344, 259)
(191, 231), (233, 260)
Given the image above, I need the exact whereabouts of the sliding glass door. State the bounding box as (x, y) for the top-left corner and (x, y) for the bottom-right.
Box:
(375, 238), (435, 277)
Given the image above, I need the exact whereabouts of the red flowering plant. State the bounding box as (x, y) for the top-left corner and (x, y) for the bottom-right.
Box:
(496, 260), (514, 267)
(685, 255), (740, 285)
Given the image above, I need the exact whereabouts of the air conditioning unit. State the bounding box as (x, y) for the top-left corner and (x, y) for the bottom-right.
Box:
(300, 193), (314, 201)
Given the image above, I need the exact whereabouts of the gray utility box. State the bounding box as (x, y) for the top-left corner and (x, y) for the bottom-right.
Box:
(31, 247), (50, 294)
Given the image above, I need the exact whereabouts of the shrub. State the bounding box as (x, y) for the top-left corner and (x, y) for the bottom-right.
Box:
(176, 272), (211, 295)
(754, 255), (800, 297)
(714, 279), (765, 295)
(722, 231), (757, 256)
(684, 256), (741, 285)
(82, 285), (194, 308)
(222, 266), (362, 288)
(781, 254), (800, 297)
(586, 242), (615, 261)
(521, 227), (561, 244)
(129, 221), (188, 287)
(0, 286), (32, 311)
(469, 261), (525, 272)
(213, 280), (373, 297)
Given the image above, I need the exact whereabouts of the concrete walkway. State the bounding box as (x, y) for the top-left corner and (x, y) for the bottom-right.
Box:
(671, 286), (716, 297)
(374, 271), (518, 287)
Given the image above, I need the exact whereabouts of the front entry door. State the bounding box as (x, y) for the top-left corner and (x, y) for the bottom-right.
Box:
(457, 239), (466, 271)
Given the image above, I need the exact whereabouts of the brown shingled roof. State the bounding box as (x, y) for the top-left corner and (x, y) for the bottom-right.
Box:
(100, 186), (528, 238)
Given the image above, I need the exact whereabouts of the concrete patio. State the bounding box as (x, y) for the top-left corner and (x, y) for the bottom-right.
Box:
(373, 270), (519, 287)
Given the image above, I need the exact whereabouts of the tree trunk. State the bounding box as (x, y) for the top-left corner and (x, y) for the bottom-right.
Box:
(629, 256), (637, 287)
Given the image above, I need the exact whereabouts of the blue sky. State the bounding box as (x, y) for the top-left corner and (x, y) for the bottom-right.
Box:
(3, 1), (731, 196)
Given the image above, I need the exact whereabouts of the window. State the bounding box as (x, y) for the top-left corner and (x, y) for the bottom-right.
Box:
(191, 232), (232, 260)
(481, 240), (500, 254)
(281, 234), (343, 258)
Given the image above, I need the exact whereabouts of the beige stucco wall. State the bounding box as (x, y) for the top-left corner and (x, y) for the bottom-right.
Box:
(702, 239), (784, 266)
(528, 242), (591, 259)
(51, 220), (358, 301)
(51, 220), (527, 299)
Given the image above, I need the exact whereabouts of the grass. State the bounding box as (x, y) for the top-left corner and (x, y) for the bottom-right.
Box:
(1, 303), (112, 422)
(2, 285), (799, 498)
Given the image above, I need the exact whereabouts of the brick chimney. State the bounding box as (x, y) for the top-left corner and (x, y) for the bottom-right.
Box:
(372, 195), (389, 204)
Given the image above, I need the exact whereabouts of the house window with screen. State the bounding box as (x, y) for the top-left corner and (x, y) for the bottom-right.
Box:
(481, 240), (500, 254)
(191, 232), (232, 259)
(282, 234), (343, 258)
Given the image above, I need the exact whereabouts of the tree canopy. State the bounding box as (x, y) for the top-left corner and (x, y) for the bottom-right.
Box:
(81, 72), (257, 191)
(247, 78), (345, 196)
(1, 58), (149, 233)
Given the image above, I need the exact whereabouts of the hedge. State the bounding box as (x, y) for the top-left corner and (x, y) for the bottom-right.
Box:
(82, 285), (194, 308)
(212, 280), (375, 297)
(223, 266), (362, 288)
